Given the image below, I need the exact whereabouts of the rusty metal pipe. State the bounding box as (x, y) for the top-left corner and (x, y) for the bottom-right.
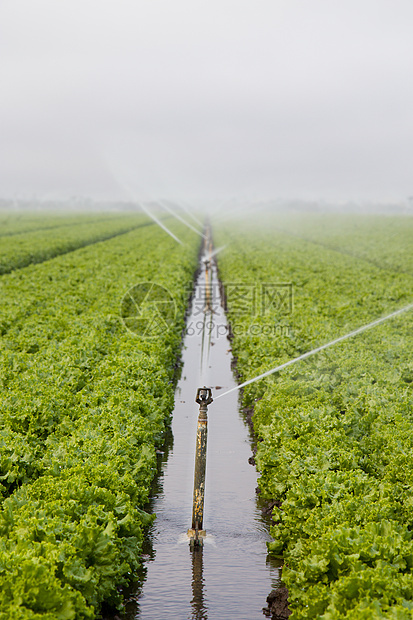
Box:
(192, 405), (208, 531)
(189, 387), (213, 544)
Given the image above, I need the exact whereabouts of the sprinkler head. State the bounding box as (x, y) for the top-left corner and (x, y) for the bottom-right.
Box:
(195, 386), (213, 406)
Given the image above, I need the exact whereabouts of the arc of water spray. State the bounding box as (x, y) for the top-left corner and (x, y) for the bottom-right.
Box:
(138, 201), (183, 245)
(105, 155), (204, 241)
(215, 301), (413, 400)
(208, 245), (227, 260)
(177, 200), (204, 228)
(104, 162), (184, 245)
(158, 199), (207, 239)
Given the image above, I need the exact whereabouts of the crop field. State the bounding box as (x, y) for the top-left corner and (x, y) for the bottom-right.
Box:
(2, 208), (413, 619)
(0, 212), (131, 238)
(215, 213), (413, 619)
(0, 212), (160, 275)
(0, 212), (199, 618)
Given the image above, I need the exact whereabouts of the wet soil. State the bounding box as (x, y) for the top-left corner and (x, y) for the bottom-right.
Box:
(263, 587), (291, 619)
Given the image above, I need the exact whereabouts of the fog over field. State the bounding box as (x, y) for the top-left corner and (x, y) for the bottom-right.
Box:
(1, 0), (413, 203)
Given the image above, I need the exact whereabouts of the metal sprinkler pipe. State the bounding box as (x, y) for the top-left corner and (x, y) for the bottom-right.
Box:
(188, 387), (213, 547)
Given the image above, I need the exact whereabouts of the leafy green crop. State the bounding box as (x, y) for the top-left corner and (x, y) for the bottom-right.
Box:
(0, 213), (154, 275)
(267, 212), (413, 276)
(0, 219), (200, 618)
(0, 211), (130, 238)
(215, 213), (413, 619)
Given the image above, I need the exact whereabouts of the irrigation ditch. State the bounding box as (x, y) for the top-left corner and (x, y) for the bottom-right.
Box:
(104, 228), (285, 619)
(102, 214), (413, 619)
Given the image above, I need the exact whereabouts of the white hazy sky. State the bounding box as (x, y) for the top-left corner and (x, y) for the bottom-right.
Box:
(1, 0), (413, 202)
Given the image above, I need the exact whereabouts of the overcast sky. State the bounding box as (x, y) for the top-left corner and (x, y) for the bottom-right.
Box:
(1, 0), (413, 203)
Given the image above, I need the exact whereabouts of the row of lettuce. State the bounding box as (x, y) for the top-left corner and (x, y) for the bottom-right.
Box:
(0, 211), (123, 238)
(215, 214), (413, 619)
(271, 212), (413, 276)
(0, 218), (199, 618)
(0, 212), (159, 275)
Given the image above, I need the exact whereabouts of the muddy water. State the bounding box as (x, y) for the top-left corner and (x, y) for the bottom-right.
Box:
(128, 250), (280, 619)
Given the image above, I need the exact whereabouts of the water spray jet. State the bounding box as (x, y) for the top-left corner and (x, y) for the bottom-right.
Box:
(215, 301), (413, 400)
(158, 199), (207, 239)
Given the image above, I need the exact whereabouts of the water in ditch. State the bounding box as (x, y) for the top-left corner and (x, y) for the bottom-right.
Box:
(122, 241), (280, 619)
